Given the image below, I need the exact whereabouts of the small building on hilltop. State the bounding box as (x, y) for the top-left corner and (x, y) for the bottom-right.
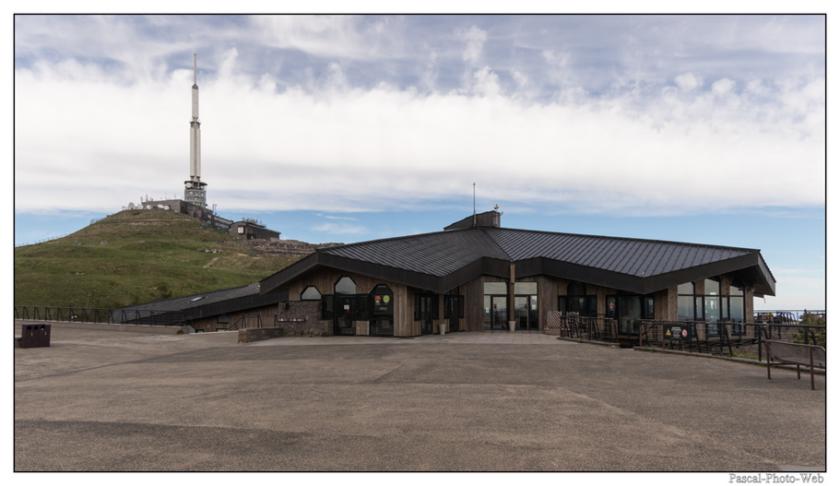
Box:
(230, 219), (280, 240)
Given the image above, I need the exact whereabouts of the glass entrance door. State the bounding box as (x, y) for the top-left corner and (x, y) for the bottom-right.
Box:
(334, 295), (356, 335)
(515, 295), (539, 331)
(483, 295), (507, 330)
(617, 296), (641, 335)
(417, 294), (435, 334)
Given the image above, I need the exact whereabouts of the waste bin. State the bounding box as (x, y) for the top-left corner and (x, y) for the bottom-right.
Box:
(19, 324), (51, 348)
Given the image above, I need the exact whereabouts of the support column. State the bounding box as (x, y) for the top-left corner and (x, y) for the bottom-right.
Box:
(507, 263), (516, 332)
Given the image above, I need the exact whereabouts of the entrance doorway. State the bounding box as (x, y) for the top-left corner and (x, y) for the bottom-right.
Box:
(483, 295), (508, 330)
(416, 294), (436, 335)
(444, 294), (462, 332)
(515, 295), (539, 331)
(333, 295), (356, 335)
(369, 284), (394, 336)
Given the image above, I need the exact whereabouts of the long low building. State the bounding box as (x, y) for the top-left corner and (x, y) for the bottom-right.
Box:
(260, 210), (775, 337)
(117, 210), (775, 337)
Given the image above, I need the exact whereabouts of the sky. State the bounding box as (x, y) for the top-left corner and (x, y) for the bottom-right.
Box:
(13, 14), (825, 309)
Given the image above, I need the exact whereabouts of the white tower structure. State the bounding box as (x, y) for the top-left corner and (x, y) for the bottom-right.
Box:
(184, 52), (207, 207)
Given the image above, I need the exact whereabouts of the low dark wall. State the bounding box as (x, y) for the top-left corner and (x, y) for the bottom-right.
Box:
(237, 328), (285, 343)
(276, 301), (329, 336)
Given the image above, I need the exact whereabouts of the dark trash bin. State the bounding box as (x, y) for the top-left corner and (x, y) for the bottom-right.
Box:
(19, 324), (51, 348)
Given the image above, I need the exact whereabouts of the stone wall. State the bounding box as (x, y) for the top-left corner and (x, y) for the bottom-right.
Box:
(190, 304), (277, 332)
(275, 300), (329, 336)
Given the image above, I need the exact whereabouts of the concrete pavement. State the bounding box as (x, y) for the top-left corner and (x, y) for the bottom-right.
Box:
(14, 323), (825, 471)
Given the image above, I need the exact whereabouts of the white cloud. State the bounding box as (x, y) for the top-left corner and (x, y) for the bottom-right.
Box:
(312, 222), (367, 235)
(251, 16), (390, 60)
(511, 70), (528, 89)
(459, 26), (487, 63)
(14, 52), (824, 215)
(674, 72), (702, 91)
(711, 78), (735, 96)
(470, 67), (502, 97)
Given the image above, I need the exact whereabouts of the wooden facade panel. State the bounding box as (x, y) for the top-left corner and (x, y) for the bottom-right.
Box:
(286, 268), (381, 302)
(536, 276), (558, 331)
(393, 284), (416, 337)
(462, 277), (484, 332)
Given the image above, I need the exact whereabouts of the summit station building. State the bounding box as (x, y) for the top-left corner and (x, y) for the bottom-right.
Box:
(254, 210), (775, 338)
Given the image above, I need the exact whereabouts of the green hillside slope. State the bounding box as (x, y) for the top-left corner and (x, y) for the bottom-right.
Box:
(14, 210), (303, 309)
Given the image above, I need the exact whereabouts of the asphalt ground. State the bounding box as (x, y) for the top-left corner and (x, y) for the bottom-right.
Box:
(14, 322), (825, 471)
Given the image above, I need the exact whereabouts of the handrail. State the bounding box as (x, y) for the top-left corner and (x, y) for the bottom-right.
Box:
(14, 304), (184, 326)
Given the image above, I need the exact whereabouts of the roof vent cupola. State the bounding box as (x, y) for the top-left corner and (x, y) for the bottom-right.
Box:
(444, 209), (502, 231)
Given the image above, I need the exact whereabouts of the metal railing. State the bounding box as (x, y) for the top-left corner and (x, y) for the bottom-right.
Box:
(754, 310), (826, 323)
(545, 312), (620, 341)
(14, 305), (185, 326)
(638, 320), (826, 362)
(231, 313), (264, 330)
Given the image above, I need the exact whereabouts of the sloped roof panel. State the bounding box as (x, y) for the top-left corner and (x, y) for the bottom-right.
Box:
(321, 228), (509, 277)
(484, 228), (753, 278)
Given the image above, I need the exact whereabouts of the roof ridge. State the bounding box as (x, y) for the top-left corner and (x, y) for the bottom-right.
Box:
(479, 227), (513, 260)
(317, 226), (476, 253)
(489, 227), (759, 253)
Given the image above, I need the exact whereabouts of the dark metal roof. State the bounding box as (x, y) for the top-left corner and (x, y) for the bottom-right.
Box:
(485, 228), (755, 278)
(114, 283), (287, 323)
(259, 225), (776, 297)
(120, 284), (261, 313)
(322, 229), (508, 277)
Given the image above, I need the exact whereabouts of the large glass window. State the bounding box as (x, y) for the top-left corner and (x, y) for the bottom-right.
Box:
(300, 286), (322, 301)
(704, 279), (720, 296)
(678, 282), (695, 321)
(566, 296), (597, 317)
(484, 282), (508, 295)
(677, 280), (746, 332)
(565, 281), (597, 317)
(514, 282), (537, 294)
(729, 285), (745, 336)
(335, 276), (357, 294)
(677, 296), (694, 321)
(729, 297), (744, 320)
(642, 296), (655, 319)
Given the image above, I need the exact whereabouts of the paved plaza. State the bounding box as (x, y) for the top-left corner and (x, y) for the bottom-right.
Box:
(14, 322), (825, 471)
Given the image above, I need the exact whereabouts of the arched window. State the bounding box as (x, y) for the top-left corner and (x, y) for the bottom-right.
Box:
(300, 286), (322, 301)
(334, 276), (357, 294)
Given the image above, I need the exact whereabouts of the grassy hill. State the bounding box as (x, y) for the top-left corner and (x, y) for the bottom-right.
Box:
(14, 209), (306, 309)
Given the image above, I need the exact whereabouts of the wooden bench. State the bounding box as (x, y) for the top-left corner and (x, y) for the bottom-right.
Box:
(765, 340), (826, 390)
